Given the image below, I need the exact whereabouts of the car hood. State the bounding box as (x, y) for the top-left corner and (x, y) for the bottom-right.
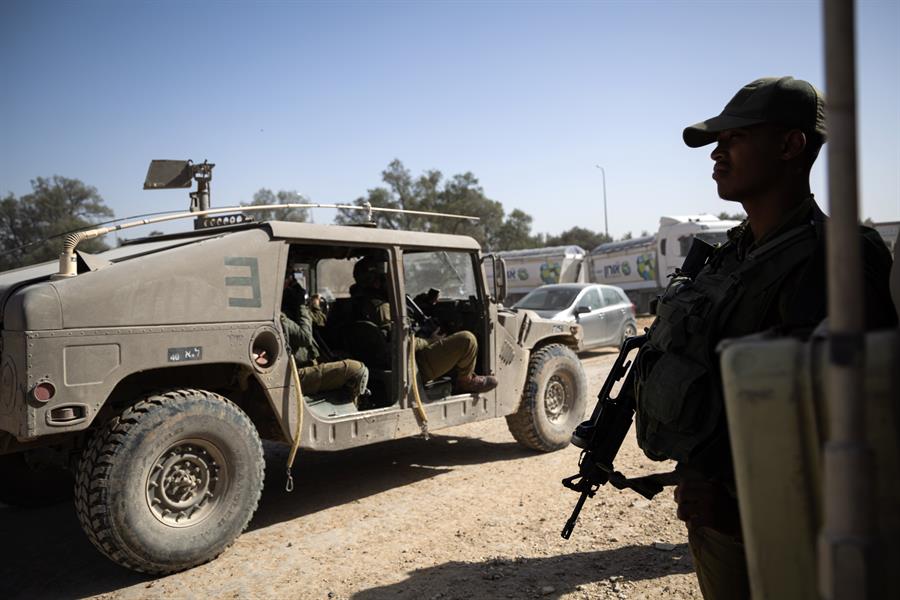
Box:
(519, 308), (574, 321)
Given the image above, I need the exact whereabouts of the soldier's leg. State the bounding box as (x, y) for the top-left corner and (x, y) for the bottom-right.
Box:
(687, 526), (751, 600)
(315, 360), (369, 402)
(415, 330), (477, 380)
(297, 365), (325, 395)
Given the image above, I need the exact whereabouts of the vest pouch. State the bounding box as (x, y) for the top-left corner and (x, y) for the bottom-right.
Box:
(652, 282), (712, 353)
(639, 351), (707, 427)
(635, 348), (712, 462)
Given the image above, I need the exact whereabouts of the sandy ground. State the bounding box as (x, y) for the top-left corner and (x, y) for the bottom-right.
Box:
(1, 319), (702, 600)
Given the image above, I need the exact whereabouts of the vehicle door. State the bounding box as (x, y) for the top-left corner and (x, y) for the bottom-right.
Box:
(600, 286), (628, 342)
(573, 287), (605, 347)
(399, 248), (489, 399)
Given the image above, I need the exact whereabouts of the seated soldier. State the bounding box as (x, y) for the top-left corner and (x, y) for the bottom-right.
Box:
(307, 293), (328, 327)
(278, 283), (370, 407)
(349, 255), (497, 394)
(412, 288), (440, 317)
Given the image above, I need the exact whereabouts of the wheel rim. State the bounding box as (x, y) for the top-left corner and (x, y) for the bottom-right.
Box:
(544, 373), (574, 424)
(146, 438), (229, 528)
(624, 324), (637, 338)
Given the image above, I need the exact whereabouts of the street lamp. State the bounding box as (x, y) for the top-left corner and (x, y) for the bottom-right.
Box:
(595, 164), (608, 238)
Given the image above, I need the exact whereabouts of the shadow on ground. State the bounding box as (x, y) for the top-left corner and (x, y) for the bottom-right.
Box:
(251, 433), (533, 530)
(0, 433), (534, 599)
(577, 347), (619, 359)
(352, 544), (694, 600)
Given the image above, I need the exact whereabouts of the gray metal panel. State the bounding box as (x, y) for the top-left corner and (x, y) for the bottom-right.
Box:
(46, 229), (279, 329)
(6, 322), (280, 440)
(267, 221), (480, 250)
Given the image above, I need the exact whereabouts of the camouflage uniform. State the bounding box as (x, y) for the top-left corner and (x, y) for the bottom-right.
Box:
(281, 306), (368, 402)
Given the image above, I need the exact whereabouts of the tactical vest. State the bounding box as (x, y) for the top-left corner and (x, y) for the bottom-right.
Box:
(634, 221), (822, 464)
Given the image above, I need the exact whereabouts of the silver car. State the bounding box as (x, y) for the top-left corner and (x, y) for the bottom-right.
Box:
(514, 283), (638, 350)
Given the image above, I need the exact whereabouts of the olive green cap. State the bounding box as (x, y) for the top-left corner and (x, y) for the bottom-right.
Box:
(683, 76), (827, 147)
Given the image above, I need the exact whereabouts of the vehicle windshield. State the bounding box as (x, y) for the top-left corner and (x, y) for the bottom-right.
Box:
(515, 287), (579, 311)
(402, 250), (478, 300)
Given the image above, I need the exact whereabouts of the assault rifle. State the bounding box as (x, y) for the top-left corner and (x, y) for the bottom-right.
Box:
(560, 333), (678, 539)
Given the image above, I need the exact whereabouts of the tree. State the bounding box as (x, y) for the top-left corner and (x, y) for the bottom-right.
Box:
(541, 226), (612, 251)
(0, 176), (114, 271)
(717, 211), (746, 222)
(334, 159), (538, 251)
(243, 189), (310, 222)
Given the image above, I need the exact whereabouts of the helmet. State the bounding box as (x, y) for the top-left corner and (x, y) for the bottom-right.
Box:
(353, 255), (387, 288)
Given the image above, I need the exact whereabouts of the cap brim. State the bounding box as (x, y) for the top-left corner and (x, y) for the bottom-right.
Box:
(683, 114), (767, 147)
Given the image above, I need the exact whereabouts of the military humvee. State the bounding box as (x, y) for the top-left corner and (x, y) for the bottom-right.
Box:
(0, 160), (588, 574)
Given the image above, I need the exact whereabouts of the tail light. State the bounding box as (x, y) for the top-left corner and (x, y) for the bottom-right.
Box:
(630, 303), (637, 315)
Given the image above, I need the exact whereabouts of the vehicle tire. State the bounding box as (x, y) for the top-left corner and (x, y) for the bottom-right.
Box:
(74, 389), (264, 574)
(620, 321), (638, 348)
(506, 343), (588, 452)
(0, 452), (73, 508)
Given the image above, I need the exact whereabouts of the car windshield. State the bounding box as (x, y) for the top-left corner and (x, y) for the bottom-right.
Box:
(515, 287), (579, 310)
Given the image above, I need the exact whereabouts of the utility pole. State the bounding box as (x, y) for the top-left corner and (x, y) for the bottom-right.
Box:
(595, 165), (608, 238)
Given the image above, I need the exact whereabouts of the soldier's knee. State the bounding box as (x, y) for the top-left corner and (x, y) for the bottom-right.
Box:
(455, 330), (477, 351)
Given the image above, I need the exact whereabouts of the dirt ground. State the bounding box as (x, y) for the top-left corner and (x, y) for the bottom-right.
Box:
(1, 319), (702, 600)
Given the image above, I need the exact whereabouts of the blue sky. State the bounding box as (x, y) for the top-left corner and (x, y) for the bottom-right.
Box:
(1, 0), (898, 241)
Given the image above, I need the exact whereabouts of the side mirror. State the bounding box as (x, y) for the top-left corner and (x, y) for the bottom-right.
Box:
(493, 256), (507, 304)
(482, 254), (507, 304)
(574, 305), (591, 316)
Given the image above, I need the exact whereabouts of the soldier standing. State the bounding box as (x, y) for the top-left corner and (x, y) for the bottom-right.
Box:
(632, 77), (896, 598)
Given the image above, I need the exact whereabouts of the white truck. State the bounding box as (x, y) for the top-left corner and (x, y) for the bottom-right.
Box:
(486, 245), (587, 305)
(589, 214), (741, 314)
(872, 221), (898, 255)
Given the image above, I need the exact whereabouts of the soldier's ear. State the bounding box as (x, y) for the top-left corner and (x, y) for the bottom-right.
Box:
(781, 129), (807, 161)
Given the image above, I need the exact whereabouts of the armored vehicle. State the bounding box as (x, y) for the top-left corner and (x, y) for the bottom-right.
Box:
(0, 160), (587, 574)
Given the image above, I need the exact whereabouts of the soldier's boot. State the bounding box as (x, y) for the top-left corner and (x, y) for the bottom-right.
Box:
(455, 374), (498, 394)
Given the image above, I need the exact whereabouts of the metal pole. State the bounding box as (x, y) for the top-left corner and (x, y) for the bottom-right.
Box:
(595, 165), (608, 238)
(820, 0), (873, 597)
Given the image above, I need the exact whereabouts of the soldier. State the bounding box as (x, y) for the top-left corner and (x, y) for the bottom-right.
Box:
(308, 293), (327, 327)
(350, 255), (498, 394)
(279, 283), (370, 407)
(413, 288), (441, 317)
(631, 77), (896, 599)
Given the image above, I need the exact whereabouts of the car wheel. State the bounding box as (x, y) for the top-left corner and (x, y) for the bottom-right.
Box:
(620, 322), (638, 348)
(74, 389), (264, 574)
(506, 343), (588, 452)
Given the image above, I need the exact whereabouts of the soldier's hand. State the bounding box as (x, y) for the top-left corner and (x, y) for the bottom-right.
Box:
(674, 479), (740, 536)
(674, 479), (715, 530)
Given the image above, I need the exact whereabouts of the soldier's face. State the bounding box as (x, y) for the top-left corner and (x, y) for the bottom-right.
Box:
(710, 125), (785, 201)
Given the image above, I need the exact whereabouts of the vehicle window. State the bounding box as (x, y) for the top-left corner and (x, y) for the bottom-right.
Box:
(678, 235), (693, 257)
(617, 289), (630, 303)
(515, 287), (579, 310)
(316, 258), (357, 300)
(577, 288), (602, 311)
(402, 250), (478, 300)
(660, 238), (667, 256)
(601, 287), (621, 306)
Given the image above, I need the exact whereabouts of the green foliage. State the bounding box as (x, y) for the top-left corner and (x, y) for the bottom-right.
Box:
(717, 211), (746, 222)
(538, 226), (613, 251)
(334, 160), (539, 251)
(243, 189), (310, 222)
(0, 176), (114, 271)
